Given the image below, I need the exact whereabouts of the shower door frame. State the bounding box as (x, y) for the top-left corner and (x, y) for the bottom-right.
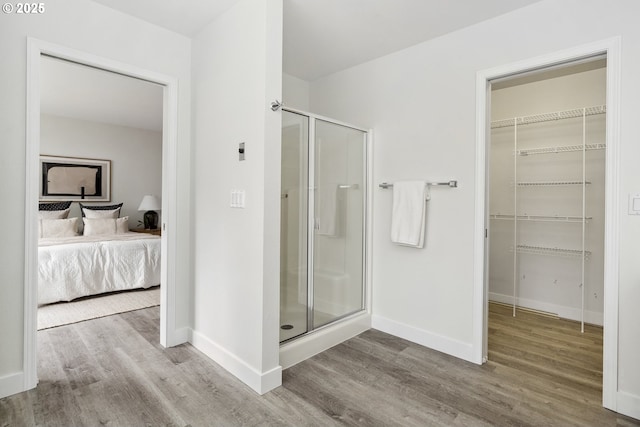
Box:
(280, 106), (372, 345)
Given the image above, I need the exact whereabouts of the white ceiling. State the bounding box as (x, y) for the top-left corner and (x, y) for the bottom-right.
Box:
(90, 0), (544, 82)
(41, 56), (164, 132)
(89, 0), (239, 38)
(283, 0), (544, 81)
(43, 0), (544, 130)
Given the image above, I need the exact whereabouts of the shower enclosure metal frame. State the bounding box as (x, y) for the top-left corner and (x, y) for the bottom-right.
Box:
(280, 105), (371, 345)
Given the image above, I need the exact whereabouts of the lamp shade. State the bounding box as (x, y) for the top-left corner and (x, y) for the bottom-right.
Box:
(138, 195), (161, 211)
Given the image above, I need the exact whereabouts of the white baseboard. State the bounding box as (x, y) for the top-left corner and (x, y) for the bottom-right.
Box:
(190, 329), (282, 395)
(0, 371), (25, 399)
(489, 292), (603, 326)
(617, 391), (640, 420)
(279, 311), (371, 369)
(371, 315), (475, 363)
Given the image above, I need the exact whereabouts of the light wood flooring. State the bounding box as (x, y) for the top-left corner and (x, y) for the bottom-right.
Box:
(488, 302), (605, 405)
(1, 305), (638, 426)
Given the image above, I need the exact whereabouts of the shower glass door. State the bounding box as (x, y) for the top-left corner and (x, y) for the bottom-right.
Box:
(280, 111), (309, 341)
(312, 120), (366, 328)
(280, 111), (366, 343)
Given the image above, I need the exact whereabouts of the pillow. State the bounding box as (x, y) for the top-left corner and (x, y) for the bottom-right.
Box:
(38, 208), (70, 219)
(83, 217), (117, 236)
(82, 207), (120, 219)
(116, 216), (129, 234)
(39, 201), (72, 211)
(40, 217), (78, 238)
(79, 202), (123, 218)
(82, 217), (130, 236)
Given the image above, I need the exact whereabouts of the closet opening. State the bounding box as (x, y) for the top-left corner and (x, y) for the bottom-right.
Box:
(485, 56), (607, 404)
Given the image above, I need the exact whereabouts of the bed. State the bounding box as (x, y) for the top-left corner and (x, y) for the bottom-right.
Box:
(38, 233), (161, 305)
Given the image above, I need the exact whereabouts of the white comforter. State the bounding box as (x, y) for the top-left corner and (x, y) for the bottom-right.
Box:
(38, 233), (161, 305)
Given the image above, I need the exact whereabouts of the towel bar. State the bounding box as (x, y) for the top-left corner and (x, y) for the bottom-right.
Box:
(378, 180), (457, 189)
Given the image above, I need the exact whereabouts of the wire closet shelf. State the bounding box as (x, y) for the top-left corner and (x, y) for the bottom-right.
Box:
(515, 245), (591, 260)
(491, 105), (606, 129)
(489, 104), (606, 333)
(490, 214), (592, 223)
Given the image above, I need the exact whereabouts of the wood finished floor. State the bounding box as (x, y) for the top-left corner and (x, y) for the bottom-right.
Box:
(1, 305), (638, 426)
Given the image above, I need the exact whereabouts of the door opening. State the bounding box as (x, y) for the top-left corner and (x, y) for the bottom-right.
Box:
(485, 56), (607, 403)
(24, 38), (180, 391)
(474, 37), (622, 411)
(36, 56), (163, 329)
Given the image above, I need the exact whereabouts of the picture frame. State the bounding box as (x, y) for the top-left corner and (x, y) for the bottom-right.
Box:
(40, 155), (111, 202)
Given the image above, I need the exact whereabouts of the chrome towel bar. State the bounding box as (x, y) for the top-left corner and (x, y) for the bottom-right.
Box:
(379, 180), (457, 189)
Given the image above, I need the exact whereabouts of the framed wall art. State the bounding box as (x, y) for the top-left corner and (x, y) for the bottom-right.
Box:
(40, 155), (111, 202)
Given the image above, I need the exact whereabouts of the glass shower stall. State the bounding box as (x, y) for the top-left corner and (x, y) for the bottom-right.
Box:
(280, 110), (367, 343)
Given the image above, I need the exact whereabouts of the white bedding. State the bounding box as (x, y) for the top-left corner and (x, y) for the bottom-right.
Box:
(38, 232), (161, 305)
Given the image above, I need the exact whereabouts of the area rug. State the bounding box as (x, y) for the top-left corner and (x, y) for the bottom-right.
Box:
(38, 287), (160, 330)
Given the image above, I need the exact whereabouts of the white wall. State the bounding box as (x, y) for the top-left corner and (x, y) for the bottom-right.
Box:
(308, 0), (640, 418)
(282, 73), (310, 111)
(190, 0), (283, 394)
(41, 115), (162, 226)
(489, 69), (606, 325)
(0, 0), (192, 399)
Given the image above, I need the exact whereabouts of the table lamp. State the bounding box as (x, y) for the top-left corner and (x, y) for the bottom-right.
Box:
(138, 195), (161, 229)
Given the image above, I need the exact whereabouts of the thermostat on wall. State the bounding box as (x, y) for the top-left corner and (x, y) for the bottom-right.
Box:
(629, 193), (640, 215)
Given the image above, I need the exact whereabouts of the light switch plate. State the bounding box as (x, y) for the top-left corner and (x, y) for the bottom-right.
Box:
(628, 193), (640, 215)
(230, 190), (246, 208)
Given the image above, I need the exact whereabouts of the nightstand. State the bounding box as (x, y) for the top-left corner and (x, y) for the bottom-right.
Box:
(130, 228), (161, 236)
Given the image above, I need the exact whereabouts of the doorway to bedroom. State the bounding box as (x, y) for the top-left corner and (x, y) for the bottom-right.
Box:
(24, 40), (180, 390)
(36, 56), (164, 331)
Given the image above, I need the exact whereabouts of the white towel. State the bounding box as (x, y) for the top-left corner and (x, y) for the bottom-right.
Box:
(316, 184), (338, 236)
(391, 181), (428, 248)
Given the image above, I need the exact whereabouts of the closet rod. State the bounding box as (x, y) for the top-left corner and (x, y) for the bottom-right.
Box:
(379, 180), (458, 189)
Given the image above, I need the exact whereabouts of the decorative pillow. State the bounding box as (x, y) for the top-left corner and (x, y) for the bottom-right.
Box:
(38, 208), (70, 219)
(82, 216), (129, 235)
(82, 207), (120, 219)
(39, 201), (72, 211)
(116, 216), (129, 234)
(40, 217), (78, 238)
(82, 217), (117, 235)
(79, 202), (123, 218)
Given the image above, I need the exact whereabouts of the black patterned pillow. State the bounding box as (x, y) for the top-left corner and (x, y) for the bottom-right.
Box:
(39, 201), (72, 211)
(79, 202), (123, 217)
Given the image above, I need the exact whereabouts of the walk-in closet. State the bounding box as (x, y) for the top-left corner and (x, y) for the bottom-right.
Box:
(487, 58), (607, 394)
(489, 59), (606, 328)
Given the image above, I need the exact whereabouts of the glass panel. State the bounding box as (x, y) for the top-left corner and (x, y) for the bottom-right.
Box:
(280, 111), (309, 342)
(313, 119), (365, 328)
